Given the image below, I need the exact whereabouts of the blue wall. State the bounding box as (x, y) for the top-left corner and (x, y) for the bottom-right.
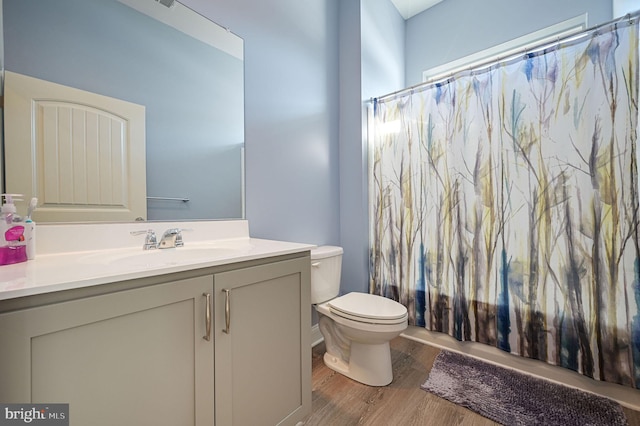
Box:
(338, 0), (365, 295)
(183, 0), (404, 296)
(361, 0), (405, 98)
(343, 0), (404, 294)
(181, 0), (615, 300)
(183, 0), (341, 246)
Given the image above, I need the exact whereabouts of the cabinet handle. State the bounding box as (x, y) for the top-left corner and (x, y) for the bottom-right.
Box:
(223, 288), (231, 334)
(203, 293), (212, 341)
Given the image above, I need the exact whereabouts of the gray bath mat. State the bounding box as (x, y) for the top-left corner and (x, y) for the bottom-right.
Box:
(421, 350), (628, 426)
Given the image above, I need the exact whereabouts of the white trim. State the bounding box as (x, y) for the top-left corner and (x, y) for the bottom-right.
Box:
(311, 324), (324, 347)
(422, 14), (587, 82)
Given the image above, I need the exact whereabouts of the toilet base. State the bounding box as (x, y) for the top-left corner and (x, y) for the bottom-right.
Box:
(322, 341), (393, 386)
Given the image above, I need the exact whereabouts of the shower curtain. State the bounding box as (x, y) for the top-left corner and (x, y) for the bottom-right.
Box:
(370, 16), (640, 388)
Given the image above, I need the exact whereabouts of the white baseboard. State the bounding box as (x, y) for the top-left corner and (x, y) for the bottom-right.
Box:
(402, 326), (640, 411)
(311, 324), (323, 347)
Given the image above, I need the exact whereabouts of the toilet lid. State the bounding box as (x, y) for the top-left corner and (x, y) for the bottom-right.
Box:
(328, 292), (407, 321)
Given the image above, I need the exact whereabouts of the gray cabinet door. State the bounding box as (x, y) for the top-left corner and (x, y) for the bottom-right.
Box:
(214, 257), (311, 426)
(0, 275), (214, 426)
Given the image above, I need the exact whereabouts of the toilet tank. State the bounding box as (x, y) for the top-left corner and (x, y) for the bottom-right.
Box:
(310, 246), (343, 304)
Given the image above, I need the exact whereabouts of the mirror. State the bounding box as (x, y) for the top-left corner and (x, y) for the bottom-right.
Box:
(1, 0), (245, 222)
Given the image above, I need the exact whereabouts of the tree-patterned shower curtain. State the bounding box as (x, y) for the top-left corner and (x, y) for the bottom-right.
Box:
(370, 16), (640, 388)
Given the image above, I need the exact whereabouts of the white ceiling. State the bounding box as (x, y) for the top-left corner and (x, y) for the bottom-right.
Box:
(390, 0), (444, 19)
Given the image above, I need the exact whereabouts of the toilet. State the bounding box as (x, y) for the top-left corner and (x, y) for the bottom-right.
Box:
(311, 246), (408, 386)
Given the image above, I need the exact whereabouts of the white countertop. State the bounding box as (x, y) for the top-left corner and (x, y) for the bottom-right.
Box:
(0, 220), (315, 301)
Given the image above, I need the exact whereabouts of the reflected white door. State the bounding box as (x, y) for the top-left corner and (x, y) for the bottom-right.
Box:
(4, 71), (146, 222)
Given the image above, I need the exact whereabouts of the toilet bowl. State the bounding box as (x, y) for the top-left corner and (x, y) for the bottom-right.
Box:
(311, 246), (408, 386)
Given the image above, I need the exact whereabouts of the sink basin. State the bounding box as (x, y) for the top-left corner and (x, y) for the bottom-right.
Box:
(78, 242), (252, 268)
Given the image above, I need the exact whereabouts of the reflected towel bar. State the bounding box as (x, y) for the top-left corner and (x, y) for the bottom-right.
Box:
(146, 196), (190, 202)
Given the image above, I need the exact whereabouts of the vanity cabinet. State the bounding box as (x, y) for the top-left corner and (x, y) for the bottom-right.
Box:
(214, 257), (311, 426)
(0, 254), (311, 426)
(0, 275), (215, 426)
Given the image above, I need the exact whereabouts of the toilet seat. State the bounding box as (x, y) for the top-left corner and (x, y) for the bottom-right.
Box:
(328, 293), (408, 325)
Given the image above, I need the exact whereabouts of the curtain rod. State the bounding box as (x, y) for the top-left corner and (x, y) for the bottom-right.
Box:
(374, 10), (640, 103)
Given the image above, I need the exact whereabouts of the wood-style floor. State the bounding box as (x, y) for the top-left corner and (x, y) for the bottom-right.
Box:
(302, 337), (640, 426)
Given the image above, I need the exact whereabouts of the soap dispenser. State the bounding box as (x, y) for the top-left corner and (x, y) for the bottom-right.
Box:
(0, 194), (28, 266)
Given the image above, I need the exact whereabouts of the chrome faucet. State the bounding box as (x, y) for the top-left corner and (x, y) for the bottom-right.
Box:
(158, 228), (185, 249)
(131, 229), (158, 250)
(132, 228), (191, 250)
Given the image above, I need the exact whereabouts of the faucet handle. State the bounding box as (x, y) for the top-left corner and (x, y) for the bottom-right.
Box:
(160, 228), (181, 248)
(131, 229), (158, 250)
(160, 228), (192, 248)
(176, 228), (193, 247)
